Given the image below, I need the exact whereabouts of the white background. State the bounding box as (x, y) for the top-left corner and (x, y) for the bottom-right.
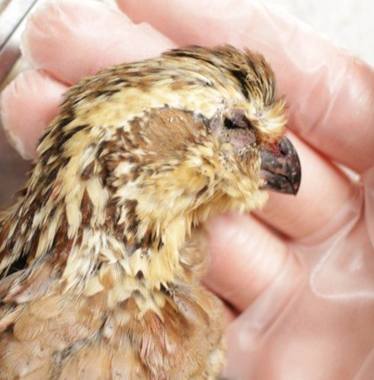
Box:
(267, 0), (374, 67)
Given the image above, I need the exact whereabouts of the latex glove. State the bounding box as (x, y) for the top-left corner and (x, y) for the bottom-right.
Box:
(1, 1), (374, 379)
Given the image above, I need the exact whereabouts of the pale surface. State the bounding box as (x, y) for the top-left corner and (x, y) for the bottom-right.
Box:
(267, 0), (374, 67)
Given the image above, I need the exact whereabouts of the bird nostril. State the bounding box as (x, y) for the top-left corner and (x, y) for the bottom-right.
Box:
(279, 138), (290, 156)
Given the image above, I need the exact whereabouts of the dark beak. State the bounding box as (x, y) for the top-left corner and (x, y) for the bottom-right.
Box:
(259, 136), (301, 195)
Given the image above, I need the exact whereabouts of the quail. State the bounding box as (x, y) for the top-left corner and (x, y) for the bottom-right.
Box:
(0, 46), (301, 379)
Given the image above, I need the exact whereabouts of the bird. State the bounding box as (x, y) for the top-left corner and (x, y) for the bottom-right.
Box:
(0, 45), (301, 379)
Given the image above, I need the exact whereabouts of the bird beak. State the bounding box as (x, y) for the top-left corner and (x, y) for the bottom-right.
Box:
(259, 136), (301, 195)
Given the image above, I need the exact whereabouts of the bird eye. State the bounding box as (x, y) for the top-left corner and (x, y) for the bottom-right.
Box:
(224, 109), (253, 130)
(224, 118), (239, 129)
(223, 110), (257, 148)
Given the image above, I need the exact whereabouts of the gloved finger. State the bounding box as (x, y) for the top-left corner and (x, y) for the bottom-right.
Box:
(255, 132), (355, 240)
(224, 194), (374, 380)
(363, 166), (374, 250)
(204, 212), (302, 313)
(117, 0), (374, 174)
(223, 303), (237, 325)
(0, 70), (67, 160)
(1, 0), (176, 159)
(22, 0), (175, 85)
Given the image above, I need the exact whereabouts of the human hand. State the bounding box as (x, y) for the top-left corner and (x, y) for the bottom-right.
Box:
(1, 1), (374, 379)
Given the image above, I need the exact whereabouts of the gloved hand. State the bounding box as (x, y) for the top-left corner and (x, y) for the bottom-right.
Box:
(1, 1), (374, 379)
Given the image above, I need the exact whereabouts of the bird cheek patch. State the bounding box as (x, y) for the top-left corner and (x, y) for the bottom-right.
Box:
(228, 128), (257, 150)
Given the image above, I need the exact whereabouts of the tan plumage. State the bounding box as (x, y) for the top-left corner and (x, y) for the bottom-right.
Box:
(0, 46), (298, 379)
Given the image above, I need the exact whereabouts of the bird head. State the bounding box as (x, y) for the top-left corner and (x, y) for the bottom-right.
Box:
(95, 45), (301, 222)
(172, 46), (301, 198)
